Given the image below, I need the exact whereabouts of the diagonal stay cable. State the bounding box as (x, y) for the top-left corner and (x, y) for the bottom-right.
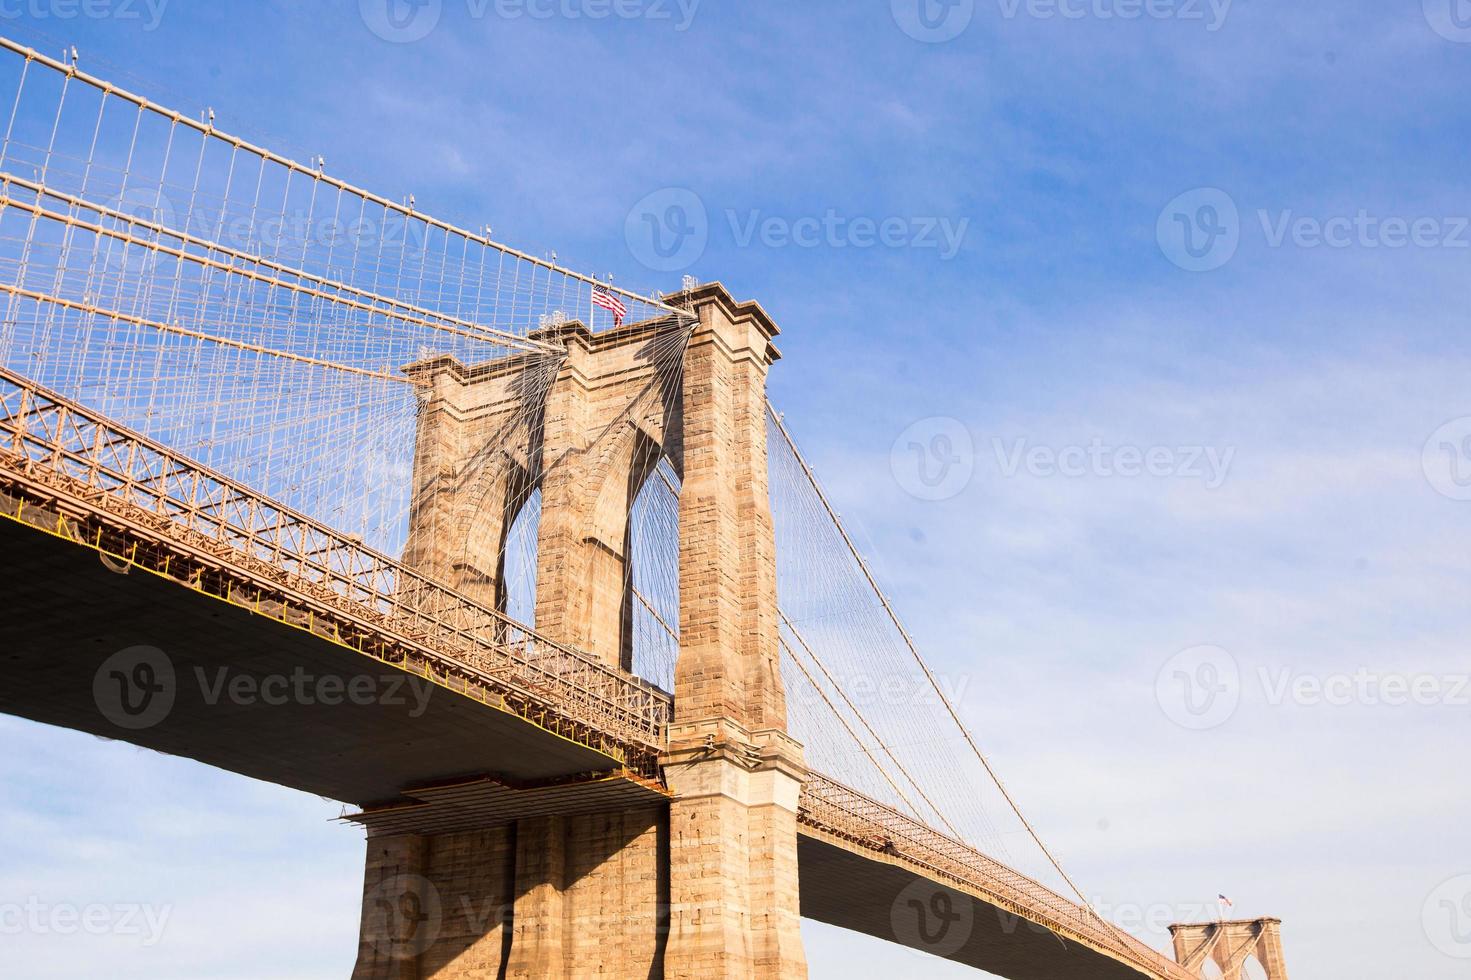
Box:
(779, 609), (967, 841)
(631, 583), (680, 651)
(766, 401), (1136, 951)
(777, 632), (938, 828)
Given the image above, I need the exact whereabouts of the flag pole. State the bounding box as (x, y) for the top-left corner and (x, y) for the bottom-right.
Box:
(1214, 893), (1239, 973)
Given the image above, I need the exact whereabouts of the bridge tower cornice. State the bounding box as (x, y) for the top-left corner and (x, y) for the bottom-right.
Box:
(1168, 917), (1291, 980)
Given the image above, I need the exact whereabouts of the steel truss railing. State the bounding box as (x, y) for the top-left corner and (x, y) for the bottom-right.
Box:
(0, 367), (672, 765)
(800, 772), (1198, 980)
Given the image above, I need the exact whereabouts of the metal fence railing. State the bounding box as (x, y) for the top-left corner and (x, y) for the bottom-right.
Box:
(0, 366), (672, 760)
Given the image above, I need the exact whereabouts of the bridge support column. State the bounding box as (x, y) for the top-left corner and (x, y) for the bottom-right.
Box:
(660, 285), (808, 979)
(662, 725), (806, 979)
(1169, 918), (1290, 980)
(351, 807), (667, 980)
(503, 816), (567, 978)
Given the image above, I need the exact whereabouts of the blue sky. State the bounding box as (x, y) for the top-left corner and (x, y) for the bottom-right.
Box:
(3, 1), (1471, 977)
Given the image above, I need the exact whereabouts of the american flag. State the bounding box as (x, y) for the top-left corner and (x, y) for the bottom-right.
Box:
(592, 286), (627, 327)
(1218, 894), (1234, 911)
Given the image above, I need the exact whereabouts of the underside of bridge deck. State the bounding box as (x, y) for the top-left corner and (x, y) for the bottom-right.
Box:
(0, 513), (628, 806)
(797, 832), (1156, 980)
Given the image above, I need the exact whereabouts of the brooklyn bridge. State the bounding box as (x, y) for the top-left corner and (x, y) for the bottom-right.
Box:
(0, 35), (1287, 980)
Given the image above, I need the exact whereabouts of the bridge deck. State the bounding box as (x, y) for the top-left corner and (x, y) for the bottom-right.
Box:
(800, 833), (1149, 980)
(798, 776), (1194, 980)
(0, 507), (639, 803)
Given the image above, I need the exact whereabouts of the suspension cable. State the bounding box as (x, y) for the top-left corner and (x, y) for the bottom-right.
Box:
(766, 401), (1131, 946)
(779, 610), (967, 840)
(778, 632), (935, 822)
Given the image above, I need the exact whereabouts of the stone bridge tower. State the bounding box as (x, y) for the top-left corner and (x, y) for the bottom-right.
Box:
(1169, 918), (1290, 980)
(352, 283), (807, 979)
